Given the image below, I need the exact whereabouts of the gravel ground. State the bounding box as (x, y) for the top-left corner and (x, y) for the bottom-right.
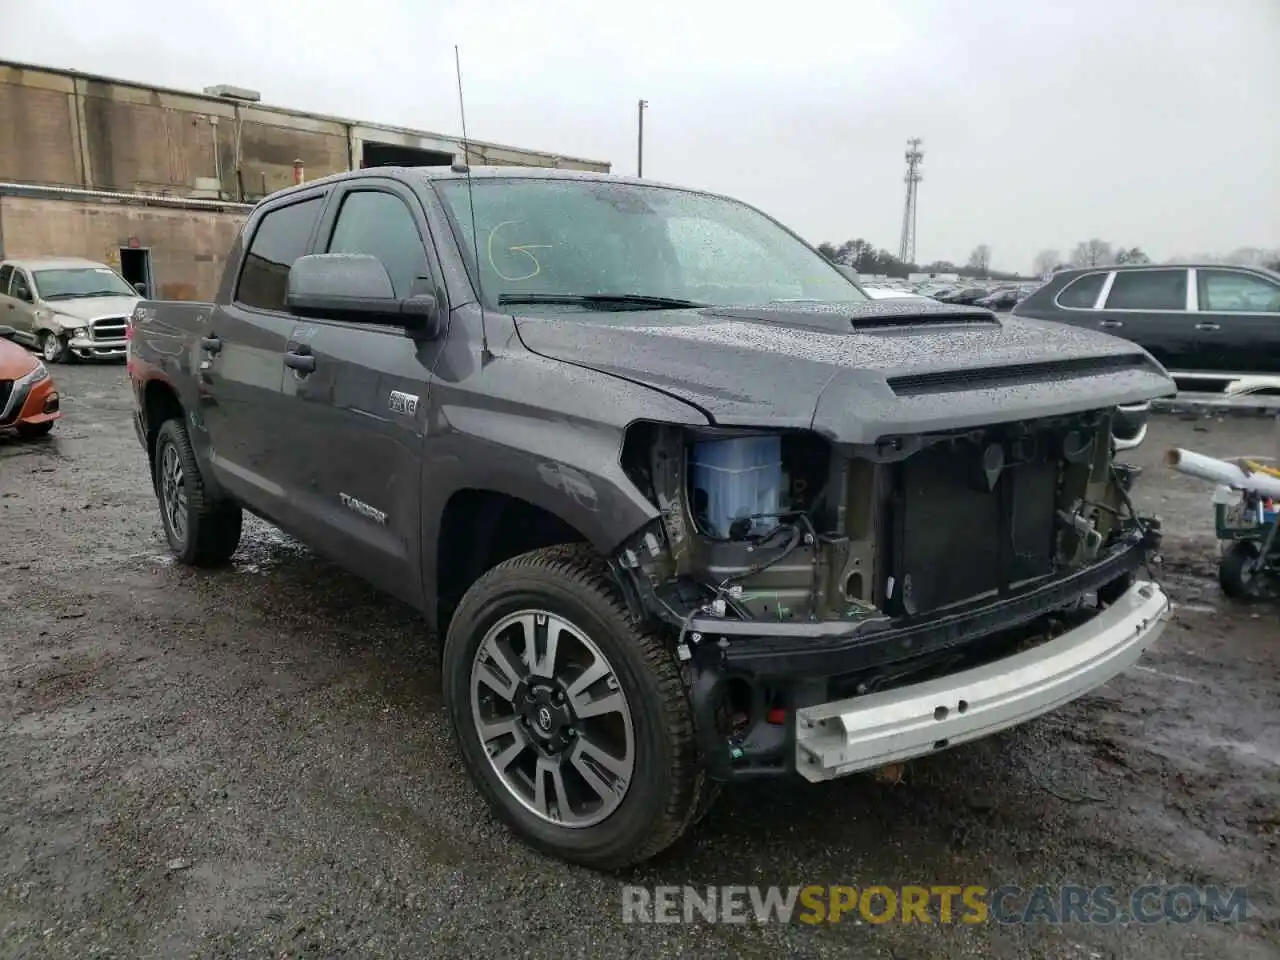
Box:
(1, 362), (1277, 959)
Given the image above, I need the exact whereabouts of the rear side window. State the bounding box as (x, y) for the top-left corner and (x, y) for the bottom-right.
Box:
(1104, 269), (1187, 311)
(1198, 269), (1280, 313)
(1056, 272), (1106, 308)
(326, 191), (430, 298)
(236, 197), (324, 312)
(0, 264), (12, 295)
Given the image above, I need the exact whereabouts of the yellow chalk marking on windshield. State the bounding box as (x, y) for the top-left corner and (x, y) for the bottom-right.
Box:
(487, 219), (553, 282)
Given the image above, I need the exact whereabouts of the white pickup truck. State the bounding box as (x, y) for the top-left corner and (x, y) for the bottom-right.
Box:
(0, 256), (141, 362)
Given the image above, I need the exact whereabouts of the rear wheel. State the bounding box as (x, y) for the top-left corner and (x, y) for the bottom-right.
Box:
(443, 544), (704, 869)
(40, 332), (69, 364)
(153, 418), (242, 566)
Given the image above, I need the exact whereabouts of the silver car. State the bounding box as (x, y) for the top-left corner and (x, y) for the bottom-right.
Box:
(0, 257), (141, 362)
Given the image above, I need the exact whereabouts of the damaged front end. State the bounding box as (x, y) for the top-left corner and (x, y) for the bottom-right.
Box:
(610, 410), (1168, 783)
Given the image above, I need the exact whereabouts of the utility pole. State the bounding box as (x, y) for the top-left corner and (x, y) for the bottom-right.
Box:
(898, 138), (923, 265)
(637, 99), (648, 177)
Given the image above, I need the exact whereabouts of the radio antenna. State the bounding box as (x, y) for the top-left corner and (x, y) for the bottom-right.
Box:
(453, 44), (492, 364)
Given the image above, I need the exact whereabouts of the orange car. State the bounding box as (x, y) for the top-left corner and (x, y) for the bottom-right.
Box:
(0, 324), (60, 438)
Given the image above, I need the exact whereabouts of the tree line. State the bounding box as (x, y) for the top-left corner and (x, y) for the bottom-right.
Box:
(817, 238), (1280, 279)
(813, 239), (1024, 281)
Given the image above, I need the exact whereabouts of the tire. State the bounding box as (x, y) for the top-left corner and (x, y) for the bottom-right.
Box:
(1219, 540), (1262, 600)
(16, 421), (54, 439)
(40, 332), (69, 364)
(153, 417), (242, 566)
(443, 543), (704, 870)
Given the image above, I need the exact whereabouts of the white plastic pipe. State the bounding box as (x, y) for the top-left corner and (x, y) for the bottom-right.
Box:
(1165, 448), (1280, 498)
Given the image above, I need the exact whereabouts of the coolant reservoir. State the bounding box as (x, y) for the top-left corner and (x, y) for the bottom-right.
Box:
(690, 435), (783, 539)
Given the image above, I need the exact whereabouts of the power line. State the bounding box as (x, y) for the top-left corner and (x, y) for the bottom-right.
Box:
(898, 138), (923, 264)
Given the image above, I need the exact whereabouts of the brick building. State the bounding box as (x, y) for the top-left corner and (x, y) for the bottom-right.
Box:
(0, 59), (610, 300)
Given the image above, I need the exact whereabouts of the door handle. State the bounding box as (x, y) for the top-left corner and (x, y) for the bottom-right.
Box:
(201, 335), (222, 354)
(284, 350), (316, 374)
(1098, 319), (1124, 328)
(1194, 322), (1221, 332)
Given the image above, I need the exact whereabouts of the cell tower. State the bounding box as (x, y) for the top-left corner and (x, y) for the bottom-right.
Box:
(898, 138), (923, 264)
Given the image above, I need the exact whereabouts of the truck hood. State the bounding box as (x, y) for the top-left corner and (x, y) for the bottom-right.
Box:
(512, 300), (1177, 443)
(45, 296), (140, 323)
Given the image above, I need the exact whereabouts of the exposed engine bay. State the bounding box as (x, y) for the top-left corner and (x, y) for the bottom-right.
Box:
(612, 409), (1162, 779)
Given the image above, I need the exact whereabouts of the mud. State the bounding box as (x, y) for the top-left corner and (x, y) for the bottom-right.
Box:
(1, 363), (1277, 959)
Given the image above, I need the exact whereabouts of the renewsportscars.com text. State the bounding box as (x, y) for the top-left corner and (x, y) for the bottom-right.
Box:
(621, 884), (1250, 926)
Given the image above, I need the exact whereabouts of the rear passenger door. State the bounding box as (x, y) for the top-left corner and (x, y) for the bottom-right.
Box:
(1094, 267), (1202, 372)
(278, 180), (447, 607)
(1191, 267), (1280, 375)
(200, 189), (327, 527)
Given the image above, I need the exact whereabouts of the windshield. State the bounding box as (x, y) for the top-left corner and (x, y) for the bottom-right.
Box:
(33, 267), (137, 300)
(433, 178), (866, 309)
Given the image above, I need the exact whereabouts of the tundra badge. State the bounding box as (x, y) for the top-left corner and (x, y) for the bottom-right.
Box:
(389, 390), (419, 416)
(339, 493), (388, 526)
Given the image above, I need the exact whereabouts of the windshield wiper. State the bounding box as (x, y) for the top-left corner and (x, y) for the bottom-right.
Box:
(497, 293), (705, 310)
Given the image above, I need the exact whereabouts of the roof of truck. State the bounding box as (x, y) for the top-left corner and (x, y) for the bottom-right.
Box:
(2, 256), (111, 270)
(267, 165), (695, 199)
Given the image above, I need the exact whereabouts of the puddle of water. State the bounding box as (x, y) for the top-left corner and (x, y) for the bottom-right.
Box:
(1197, 736), (1280, 767)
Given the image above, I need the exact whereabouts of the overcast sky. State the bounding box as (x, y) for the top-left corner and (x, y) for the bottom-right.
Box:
(10, 0), (1279, 271)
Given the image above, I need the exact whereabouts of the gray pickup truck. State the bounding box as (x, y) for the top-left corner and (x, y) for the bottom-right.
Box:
(128, 167), (1177, 868)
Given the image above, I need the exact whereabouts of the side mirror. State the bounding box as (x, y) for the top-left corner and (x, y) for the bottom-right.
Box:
(0, 325), (15, 340)
(133, 282), (147, 296)
(834, 264), (861, 283)
(285, 253), (444, 338)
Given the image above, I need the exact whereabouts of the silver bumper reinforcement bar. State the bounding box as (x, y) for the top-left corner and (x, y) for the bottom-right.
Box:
(795, 580), (1171, 781)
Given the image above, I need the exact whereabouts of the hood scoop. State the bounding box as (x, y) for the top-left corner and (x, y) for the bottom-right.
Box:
(702, 299), (997, 333)
(888, 353), (1155, 396)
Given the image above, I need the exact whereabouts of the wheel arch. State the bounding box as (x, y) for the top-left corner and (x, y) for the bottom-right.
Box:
(430, 484), (646, 636)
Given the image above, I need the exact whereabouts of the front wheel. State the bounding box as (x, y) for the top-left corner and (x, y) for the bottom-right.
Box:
(153, 418), (243, 566)
(1219, 540), (1263, 600)
(41, 332), (69, 364)
(443, 544), (705, 869)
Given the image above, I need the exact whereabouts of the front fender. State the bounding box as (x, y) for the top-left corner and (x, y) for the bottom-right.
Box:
(417, 327), (709, 629)
(34, 312), (73, 336)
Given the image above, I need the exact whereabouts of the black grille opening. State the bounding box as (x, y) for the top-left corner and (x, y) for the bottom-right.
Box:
(888, 354), (1151, 396)
(0, 380), (15, 424)
(882, 437), (1061, 616)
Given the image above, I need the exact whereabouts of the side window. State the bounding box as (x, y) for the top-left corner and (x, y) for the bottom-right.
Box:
(1103, 269), (1187, 311)
(326, 191), (430, 298)
(0, 265), (12, 296)
(1198, 270), (1280, 313)
(10, 270), (32, 302)
(235, 197), (325, 312)
(1055, 272), (1106, 308)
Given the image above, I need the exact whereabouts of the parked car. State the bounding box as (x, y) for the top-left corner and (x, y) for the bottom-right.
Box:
(128, 167), (1175, 869)
(1013, 264), (1280, 394)
(935, 286), (991, 305)
(976, 288), (1022, 311)
(0, 257), (141, 362)
(0, 325), (61, 438)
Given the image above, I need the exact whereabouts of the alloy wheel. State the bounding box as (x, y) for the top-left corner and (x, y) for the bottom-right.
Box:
(159, 442), (188, 544)
(469, 610), (636, 828)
